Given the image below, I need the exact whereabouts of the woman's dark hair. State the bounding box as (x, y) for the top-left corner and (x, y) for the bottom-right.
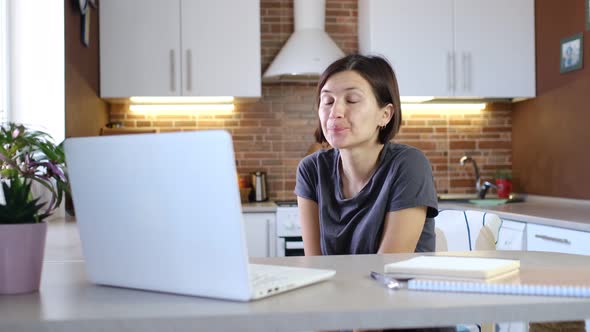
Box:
(314, 54), (402, 145)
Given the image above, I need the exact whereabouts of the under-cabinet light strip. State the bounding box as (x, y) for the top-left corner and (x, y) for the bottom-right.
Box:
(129, 104), (235, 112)
(129, 96), (234, 104)
(399, 96), (435, 103)
(401, 103), (487, 111)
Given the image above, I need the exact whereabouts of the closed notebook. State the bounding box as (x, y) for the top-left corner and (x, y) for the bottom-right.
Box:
(384, 256), (520, 281)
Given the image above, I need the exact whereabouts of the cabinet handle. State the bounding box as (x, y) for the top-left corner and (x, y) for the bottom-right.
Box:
(467, 52), (472, 92)
(186, 49), (192, 92)
(169, 49), (175, 92)
(451, 52), (457, 90)
(462, 52), (467, 91)
(534, 234), (572, 245)
(266, 218), (270, 257)
(447, 52), (456, 91)
(447, 52), (452, 91)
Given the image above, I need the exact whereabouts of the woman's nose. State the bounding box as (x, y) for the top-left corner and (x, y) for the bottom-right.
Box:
(329, 100), (345, 118)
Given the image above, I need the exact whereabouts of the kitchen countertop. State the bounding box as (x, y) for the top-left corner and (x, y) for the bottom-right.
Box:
(439, 194), (590, 232)
(241, 201), (277, 213)
(239, 196), (590, 231)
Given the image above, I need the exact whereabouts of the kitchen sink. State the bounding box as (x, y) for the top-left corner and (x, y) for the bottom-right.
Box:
(437, 194), (525, 206)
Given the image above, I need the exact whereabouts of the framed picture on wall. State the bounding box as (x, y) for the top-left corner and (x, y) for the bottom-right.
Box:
(587, 0), (590, 30)
(560, 33), (583, 73)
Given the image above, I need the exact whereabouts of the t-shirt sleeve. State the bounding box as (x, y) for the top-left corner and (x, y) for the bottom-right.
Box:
(387, 148), (439, 218)
(294, 153), (318, 202)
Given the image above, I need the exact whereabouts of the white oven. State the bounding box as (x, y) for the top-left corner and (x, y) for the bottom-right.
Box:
(275, 201), (304, 256)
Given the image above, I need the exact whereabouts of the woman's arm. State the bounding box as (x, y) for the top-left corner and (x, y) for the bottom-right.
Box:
(378, 206), (427, 254)
(297, 196), (322, 256)
(352, 208), (426, 332)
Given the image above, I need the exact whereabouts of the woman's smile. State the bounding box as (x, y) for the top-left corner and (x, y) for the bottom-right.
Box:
(328, 125), (350, 133)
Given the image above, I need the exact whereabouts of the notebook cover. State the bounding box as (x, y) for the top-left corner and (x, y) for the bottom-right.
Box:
(384, 256), (521, 280)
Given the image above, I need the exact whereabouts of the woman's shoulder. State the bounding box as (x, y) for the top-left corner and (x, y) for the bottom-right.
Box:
(379, 143), (434, 185)
(299, 147), (338, 169)
(381, 143), (432, 175)
(384, 142), (429, 163)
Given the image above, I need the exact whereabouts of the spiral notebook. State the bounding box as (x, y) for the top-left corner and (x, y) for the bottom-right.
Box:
(383, 256), (590, 298)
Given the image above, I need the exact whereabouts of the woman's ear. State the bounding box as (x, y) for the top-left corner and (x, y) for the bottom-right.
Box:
(381, 103), (394, 127)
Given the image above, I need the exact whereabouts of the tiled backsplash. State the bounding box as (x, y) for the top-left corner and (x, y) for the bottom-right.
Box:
(108, 0), (512, 201)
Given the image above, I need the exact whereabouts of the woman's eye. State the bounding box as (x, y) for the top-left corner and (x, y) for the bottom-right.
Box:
(322, 98), (334, 105)
(347, 95), (361, 103)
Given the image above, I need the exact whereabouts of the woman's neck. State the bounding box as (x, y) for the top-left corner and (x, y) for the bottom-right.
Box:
(339, 143), (385, 197)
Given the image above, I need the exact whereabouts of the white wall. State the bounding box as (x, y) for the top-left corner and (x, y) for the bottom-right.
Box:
(0, 0), (6, 122)
(7, 0), (64, 143)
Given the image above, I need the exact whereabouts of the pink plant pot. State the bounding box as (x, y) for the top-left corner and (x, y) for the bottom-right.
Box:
(0, 222), (47, 294)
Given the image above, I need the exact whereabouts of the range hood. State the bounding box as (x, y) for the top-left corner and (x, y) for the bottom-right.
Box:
(262, 0), (345, 82)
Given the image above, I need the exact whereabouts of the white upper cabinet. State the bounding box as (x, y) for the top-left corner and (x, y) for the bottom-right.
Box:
(358, 0), (535, 98)
(180, 0), (260, 97)
(100, 0), (261, 98)
(453, 0), (535, 98)
(359, 0), (454, 98)
(100, 0), (181, 97)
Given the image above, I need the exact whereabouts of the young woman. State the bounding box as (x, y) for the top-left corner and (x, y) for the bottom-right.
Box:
(295, 54), (439, 257)
(294, 52), (450, 332)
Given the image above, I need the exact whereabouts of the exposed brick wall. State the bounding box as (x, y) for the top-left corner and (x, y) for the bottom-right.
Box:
(108, 0), (512, 201)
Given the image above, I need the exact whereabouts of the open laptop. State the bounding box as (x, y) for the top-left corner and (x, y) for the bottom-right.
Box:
(64, 130), (335, 301)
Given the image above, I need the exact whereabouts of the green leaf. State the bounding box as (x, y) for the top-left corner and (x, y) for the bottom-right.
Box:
(0, 122), (70, 224)
(0, 177), (44, 223)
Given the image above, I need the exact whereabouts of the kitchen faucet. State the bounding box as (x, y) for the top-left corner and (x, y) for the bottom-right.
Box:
(459, 156), (496, 199)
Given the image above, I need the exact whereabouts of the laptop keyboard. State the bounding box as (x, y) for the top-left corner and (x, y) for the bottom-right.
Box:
(247, 263), (335, 299)
(249, 264), (293, 288)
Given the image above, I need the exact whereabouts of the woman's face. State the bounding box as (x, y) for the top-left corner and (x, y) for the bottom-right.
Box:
(318, 70), (392, 150)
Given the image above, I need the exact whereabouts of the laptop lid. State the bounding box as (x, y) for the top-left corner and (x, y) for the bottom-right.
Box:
(64, 130), (252, 301)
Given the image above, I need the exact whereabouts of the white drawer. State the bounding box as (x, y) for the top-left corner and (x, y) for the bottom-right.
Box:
(526, 223), (590, 256)
(497, 220), (526, 251)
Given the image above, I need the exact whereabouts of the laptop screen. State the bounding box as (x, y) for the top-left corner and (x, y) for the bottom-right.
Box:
(64, 130), (252, 300)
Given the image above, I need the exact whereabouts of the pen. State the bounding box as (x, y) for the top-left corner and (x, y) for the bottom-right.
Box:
(370, 271), (408, 290)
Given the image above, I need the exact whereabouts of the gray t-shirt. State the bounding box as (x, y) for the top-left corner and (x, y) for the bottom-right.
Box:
(295, 142), (438, 255)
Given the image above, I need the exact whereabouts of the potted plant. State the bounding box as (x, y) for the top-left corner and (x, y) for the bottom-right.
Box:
(0, 123), (68, 294)
(494, 169), (512, 199)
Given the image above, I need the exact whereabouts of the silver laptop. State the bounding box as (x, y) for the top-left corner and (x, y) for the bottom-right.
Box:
(64, 130), (335, 301)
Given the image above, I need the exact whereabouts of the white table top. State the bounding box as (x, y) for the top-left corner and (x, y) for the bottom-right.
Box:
(3, 248), (590, 332)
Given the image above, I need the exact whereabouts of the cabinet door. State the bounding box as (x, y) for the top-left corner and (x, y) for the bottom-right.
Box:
(454, 0), (535, 98)
(100, 0), (181, 97)
(496, 219), (526, 251)
(496, 322), (526, 332)
(181, 0), (261, 97)
(242, 213), (273, 257)
(359, 0), (454, 97)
